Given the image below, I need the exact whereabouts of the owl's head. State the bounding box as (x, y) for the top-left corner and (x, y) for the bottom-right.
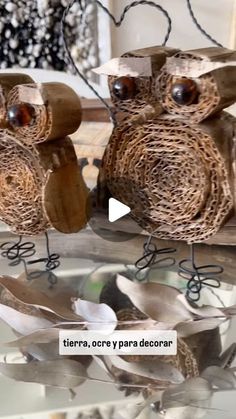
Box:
(0, 77), (82, 145)
(157, 46), (236, 123)
(94, 46), (179, 122)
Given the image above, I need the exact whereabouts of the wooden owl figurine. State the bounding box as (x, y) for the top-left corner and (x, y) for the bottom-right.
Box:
(0, 74), (88, 235)
(97, 46), (236, 243)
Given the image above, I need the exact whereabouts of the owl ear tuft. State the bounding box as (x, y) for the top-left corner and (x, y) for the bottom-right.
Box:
(123, 46), (180, 75)
(93, 57), (153, 77)
(93, 47), (180, 78)
(166, 47), (236, 78)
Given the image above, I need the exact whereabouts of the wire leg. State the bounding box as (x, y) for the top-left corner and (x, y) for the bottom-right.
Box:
(178, 243), (222, 302)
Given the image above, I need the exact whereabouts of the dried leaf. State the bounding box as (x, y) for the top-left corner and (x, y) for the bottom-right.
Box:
(163, 404), (210, 419)
(116, 397), (156, 419)
(201, 366), (236, 389)
(26, 342), (60, 361)
(3, 328), (59, 347)
(108, 355), (184, 384)
(92, 355), (111, 374)
(17, 270), (78, 309)
(176, 318), (224, 337)
(126, 320), (174, 331)
(0, 303), (53, 336)
(218, 343), (236, 368)
(161, 377), (213, 410)
(73, 299), (117, 332)
(116, 275), (192, 323)
(177, 295), (225, 318)
(223, 305), (236, 316)
(0, 275), (80, 320)
(0, 359), (88, 388)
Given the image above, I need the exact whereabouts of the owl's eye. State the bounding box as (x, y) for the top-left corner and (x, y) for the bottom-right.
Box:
(7, 103), (35, 128)
(171, 78), (198, 106)
(112, 77), (136, 100)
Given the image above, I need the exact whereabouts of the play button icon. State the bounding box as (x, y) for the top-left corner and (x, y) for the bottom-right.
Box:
(108, 198), (131, 222)
(87, 178), (143, 242)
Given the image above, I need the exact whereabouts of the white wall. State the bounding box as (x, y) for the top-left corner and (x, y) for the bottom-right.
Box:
(111, 0), (236, 56)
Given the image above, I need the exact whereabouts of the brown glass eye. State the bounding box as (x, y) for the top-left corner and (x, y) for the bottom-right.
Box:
(7, 103), (35, 128)
(112, 76), (136, 100)
(171, 78), (198, 106)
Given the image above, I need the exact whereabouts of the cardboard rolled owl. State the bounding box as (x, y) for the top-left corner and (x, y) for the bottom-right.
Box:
(96, 46), (236, 243)
(0, 74), (88, 235)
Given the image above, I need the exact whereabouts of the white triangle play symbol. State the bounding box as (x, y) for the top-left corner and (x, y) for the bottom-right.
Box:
(108, 198), (131, 222)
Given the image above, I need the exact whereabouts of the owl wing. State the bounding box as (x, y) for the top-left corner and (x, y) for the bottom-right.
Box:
(39, 137), (89, 234)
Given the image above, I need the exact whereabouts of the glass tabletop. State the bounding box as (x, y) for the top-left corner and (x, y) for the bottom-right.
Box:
(0, 225), (235, 419)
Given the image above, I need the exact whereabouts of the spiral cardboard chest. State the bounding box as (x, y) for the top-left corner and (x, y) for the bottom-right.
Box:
(99, 46), (236, 243)
(0, 74), (88, 236)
